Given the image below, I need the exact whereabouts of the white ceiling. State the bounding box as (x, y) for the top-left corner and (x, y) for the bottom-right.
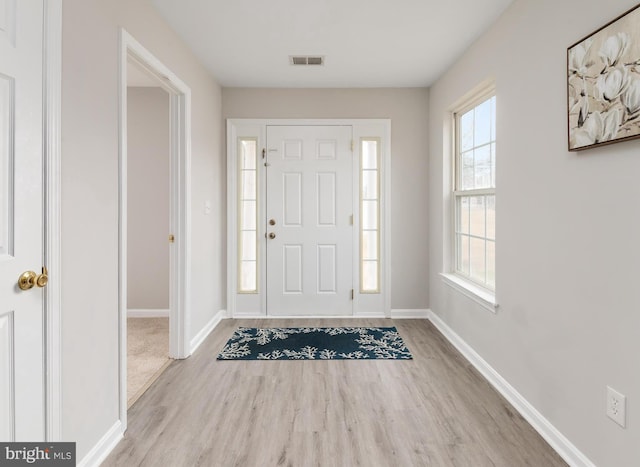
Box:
(151, 0), (514, 88)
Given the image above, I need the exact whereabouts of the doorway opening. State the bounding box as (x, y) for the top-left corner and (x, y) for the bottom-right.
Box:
(125, 58), (171, 408)
(119, 29), (192, 431)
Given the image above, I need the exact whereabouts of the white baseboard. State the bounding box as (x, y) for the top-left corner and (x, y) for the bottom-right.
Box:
(390, 309), (430, 319)
(77, 420), (123, 467)
(231, 314), (387, 319)
(427, 310), (596, 467)
(190, 310), (226, 354)
(127, 308), (169, 318)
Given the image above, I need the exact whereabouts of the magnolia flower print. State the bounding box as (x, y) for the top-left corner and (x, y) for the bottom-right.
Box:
(599, 32), (630, 67)
(622, 77), (640, 115)
(569, 38), (593, 75)
(602, 107), (623, 141)
(597, 66), (629, 101)
(576, 108), (624, 146)
(569, 14), (640, 149)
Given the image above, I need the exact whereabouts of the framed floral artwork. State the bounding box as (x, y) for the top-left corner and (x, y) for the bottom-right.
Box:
(568, 4), (640, 151)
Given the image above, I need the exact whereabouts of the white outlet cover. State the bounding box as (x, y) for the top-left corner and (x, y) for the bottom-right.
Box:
(606, 386), (626, 428)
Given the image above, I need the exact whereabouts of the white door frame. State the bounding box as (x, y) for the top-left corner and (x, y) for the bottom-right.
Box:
(118, 29), (192, 431)
(226, 119), (391, 318)
(44, 0), (63, 442)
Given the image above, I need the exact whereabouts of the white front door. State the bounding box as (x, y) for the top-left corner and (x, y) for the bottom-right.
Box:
(265, 126), (353, 316)
(0, 0), (46, 441)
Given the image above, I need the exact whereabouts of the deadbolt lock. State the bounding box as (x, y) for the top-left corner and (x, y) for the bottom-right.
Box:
(36, 267), (48, 288)
(269, 219), (276, 226)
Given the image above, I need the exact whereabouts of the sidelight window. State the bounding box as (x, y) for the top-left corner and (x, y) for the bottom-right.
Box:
(360, 138), (380, 293)
(238, 138), (258, 293)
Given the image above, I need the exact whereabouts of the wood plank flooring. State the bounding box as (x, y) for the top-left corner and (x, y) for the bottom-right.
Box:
(103, 319), (567, 467)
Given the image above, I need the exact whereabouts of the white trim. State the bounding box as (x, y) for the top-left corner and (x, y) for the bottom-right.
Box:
(190, 310), (227, 354)
(43, 0), (63, 442)
(390, 309), (430, 319)
(77, 421), (124, 467)
(227, 119), (391, 318)
(449, 78), (496, 115)
(427, 311), (596, 467)
(127, 309), (170, 318)
(440, 272), (498, 313)
(231, 314), (387, 320)
(382, 124), (392, 318)
(118, 28), (192, 434)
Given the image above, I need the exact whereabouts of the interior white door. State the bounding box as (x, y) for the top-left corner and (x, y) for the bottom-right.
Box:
(266, 126), (353, 316)
(0, 0), (46, 441)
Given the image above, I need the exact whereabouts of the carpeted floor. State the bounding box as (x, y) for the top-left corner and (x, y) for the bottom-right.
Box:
(127, 317), (170, 408)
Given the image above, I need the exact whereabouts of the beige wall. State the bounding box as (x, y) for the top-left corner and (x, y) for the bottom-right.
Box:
(428, 0), (639, 465)
(222, 88), (430, 310)
(127, 87), (170, 310)
(62, 0), (224, 459)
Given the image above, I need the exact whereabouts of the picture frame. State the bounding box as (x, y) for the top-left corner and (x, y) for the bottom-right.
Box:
(567, 3), (640, 151)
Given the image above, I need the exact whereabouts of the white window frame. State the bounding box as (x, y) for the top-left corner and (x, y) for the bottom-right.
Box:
(441, 83), (498, 313)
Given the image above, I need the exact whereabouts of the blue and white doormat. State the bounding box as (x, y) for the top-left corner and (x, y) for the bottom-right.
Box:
(217, 327), (412, 360)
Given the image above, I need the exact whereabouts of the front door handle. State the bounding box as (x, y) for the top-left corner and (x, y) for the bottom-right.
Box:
(268, 232), (276, 239)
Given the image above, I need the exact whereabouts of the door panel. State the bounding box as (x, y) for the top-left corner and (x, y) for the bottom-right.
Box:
(317, 245), (336, 293)
(0, 312), (14, 440)
(282, 172), (302, 226)
(266, 126), (352, 316)
(283, 244), (303, 294)
(0, 0), (45, 441)
(316, 173), (336, 226)
(0, 74), (13, 257)
(0, 0), (16, 47)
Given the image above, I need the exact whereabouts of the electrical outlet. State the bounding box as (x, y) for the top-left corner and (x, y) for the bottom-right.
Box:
(606, 386), (626, 428)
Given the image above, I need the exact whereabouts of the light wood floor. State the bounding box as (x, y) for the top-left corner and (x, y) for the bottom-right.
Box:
(103, 319), (567, 467)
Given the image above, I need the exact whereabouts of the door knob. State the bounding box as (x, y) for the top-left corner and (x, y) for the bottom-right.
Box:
(18, 271), (37, 290)
(269, 232), (276, 239)
(18, 267), (48, 291)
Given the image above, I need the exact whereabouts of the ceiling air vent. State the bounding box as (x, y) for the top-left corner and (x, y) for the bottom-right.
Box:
(290, 56), (324, 66)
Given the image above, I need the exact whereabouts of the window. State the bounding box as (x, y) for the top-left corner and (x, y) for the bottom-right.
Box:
(454, 94), (496, 290)
(360, 138), (380, 293)
(238, 138), (258, 293)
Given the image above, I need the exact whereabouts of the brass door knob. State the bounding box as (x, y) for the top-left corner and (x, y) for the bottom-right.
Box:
(18, 267), (48, 291)
(18, 271), (37, 290)
(268, 232), (276, 239)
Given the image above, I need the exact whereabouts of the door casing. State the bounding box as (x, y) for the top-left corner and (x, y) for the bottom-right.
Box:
(226, 119), (391, 318)
(44, 0), (63, 442)
(118, 29), (192, 433)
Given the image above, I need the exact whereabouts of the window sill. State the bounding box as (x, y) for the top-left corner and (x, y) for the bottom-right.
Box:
(439, 273), (498, 314)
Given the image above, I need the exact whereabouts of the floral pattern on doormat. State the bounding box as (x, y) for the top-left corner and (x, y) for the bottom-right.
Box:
(217, 327), (412, 360)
